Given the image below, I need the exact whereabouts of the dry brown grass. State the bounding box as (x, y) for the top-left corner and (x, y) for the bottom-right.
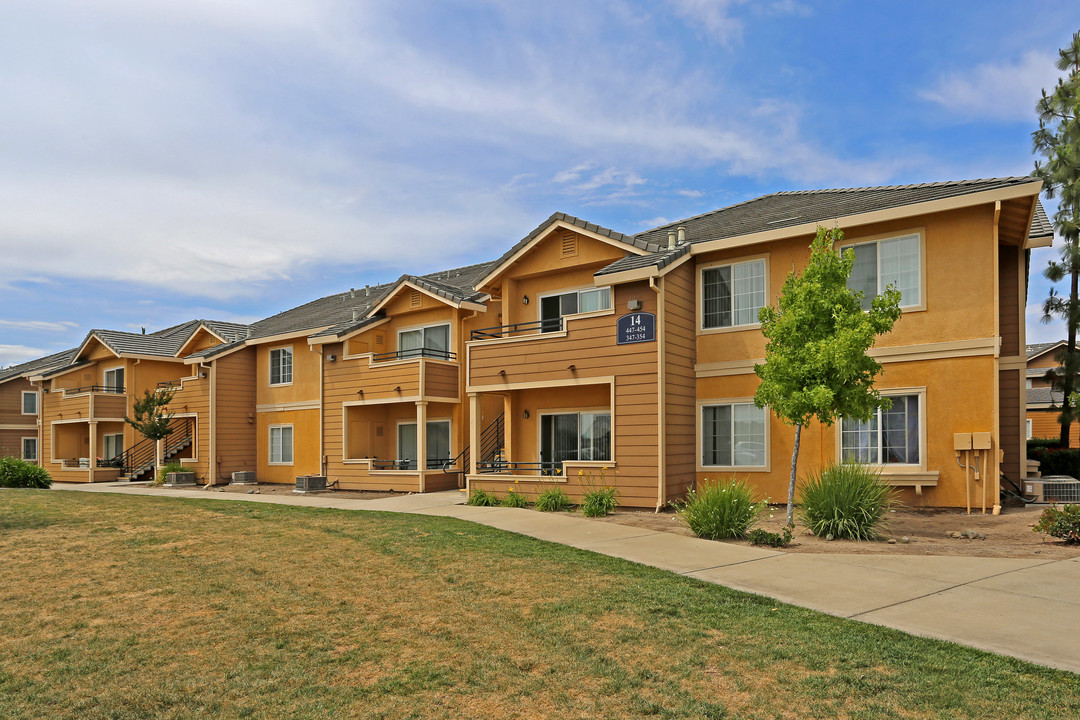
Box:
(0, 489), (1077, 719)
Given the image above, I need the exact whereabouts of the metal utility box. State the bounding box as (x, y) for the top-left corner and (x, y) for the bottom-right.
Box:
(231, 471), (257, 485)
(1025, 476), (1080, 504)
(165, 472), (196, 486)
(971, 432), (992, 450)
(953, 433), (972, 451)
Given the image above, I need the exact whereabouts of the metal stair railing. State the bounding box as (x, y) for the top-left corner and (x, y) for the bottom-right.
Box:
(119, 417), (193, 480)
(442, 413), (505, 480)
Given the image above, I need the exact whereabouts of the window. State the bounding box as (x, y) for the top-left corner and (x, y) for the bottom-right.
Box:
(846, 233), (920, 310)
(539, 288), (612, 332)
(103, 367), (125, 392)
(841, 394), (920, 465)
(21, 438), (37, 462)
(103, 433), (123, 463)
(397, 324), (451, 359)
(397, 420), (451, 470)
(21, 391), (38, 415)
(539, 411), (611, 473)
(1026, 379), (1033, 390)
(269, 425), (293, 464)
(701, 402), (766, 467)
(1026, 419), (1033, 440)
(702, 259), (766, 329)
(269, 347), (293, 385)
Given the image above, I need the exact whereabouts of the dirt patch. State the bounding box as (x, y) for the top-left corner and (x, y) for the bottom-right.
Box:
(156, 481), (406, 501)
(590, 504), (1080, 560)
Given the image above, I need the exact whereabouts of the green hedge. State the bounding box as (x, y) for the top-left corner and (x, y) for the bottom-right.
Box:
(1028, 437), (1066, 450)
(0, 457), (53, 489)
(1027, 446), (1080, 478)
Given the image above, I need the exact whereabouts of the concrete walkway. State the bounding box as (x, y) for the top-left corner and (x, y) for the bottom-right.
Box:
(55, 483), (1080, 674)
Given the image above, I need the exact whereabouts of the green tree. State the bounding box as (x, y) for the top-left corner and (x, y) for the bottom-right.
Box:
(124, 388), (175, 477)
(1034, 31), (1080, 446)
(754, 227), (902, 525)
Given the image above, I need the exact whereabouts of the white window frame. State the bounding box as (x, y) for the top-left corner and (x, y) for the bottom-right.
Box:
(396, 323), (452, 359)
(269, 346), (293, 386)
(1026, 418), (1033, 440)
(21, 390), (38, 415)
(836, 388), (927, 470)
(537, 286), (613, 328)
(102, 433), (124, 463)
(697, 398), (769, 471)
(268, 424), (294, 465)
(21, 437), (38, 462)
(698, 254), (769, 334)
(839, 229), (926, 312)
(102, 366), (125, 392)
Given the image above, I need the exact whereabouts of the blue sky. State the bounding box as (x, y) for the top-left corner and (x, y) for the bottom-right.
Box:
(1, 1), (1078, 366)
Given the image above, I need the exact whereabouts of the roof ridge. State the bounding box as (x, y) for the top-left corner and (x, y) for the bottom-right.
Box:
(767, 176), (1032, 197)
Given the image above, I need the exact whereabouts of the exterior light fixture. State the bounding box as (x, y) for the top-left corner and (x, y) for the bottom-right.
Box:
(522, 294), (530, 305)
(522, 409), (530, 419)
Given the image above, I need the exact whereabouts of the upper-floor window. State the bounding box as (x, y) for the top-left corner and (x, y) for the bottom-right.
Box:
(845, 233), (920, 310)
(540, 287), (611, 332)
(702, 259), (766, 329)
(269, 347), (293, 385)
(103, 367), (124, 392)
(21, 391), (38, 415)
(840, 393), (921, 465)
(398, 324), (451, 359)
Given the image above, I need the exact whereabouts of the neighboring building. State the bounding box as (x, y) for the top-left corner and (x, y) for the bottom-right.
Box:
(6, 176), (1053, 513)
(1025, 341), (1078, 445)
(0, 349), (76, 462)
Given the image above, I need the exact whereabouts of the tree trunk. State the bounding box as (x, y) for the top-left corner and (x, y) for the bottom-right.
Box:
(787, 423), (802, 526)
(1062, 264), (1079, 447)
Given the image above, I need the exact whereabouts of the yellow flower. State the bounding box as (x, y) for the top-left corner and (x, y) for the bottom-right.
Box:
(578, 470), (584, 476)
(602, 466), (608, 471)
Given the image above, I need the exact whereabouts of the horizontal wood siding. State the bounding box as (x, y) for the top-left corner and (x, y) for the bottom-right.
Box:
(0, 378), (35, 425)
(1028, 410), (1080, 446)
(214, 350), (257, 482)
(424, 361), (460, 399)
(1000, 369), (1022, 486)
(999, 245), (1021, 358)
(169, 374), (211, 481)
(664, 263), (698, 501)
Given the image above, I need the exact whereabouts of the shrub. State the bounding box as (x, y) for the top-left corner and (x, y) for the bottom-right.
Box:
(0, 457), (53, 489)
(467, 488), (499, 507)
(156, 462), (195, 486)
(500, 488), (528, 508)
(671, 478), (765, 540)
(579, 467), (618, 517)
(534, 487), (573, 512)
(799, 464), (894, 541)
(1027, 437), (1065, 451)
(1032, 504), (1080, 543)
(747, 526), (793, 548)
(1026, 446), (1080, 478)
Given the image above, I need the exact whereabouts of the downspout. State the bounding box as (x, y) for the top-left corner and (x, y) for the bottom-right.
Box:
(207, 362), (217, 486)
(315, 344), (325, 477)
(651, 276), (666, 512)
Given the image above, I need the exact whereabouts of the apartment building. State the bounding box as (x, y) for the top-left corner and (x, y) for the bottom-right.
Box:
(0, 349), (76, 463)
(1025, 340), (1077, 445)
(7, 177), (1050, 512)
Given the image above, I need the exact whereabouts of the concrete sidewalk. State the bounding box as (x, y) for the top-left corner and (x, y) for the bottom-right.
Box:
(56, 483), (1080, 674)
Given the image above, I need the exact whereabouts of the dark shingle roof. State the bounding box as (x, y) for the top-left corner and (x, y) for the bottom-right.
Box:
(632, 177), (1039, 249)
(0, 347), (79, 384)
(1028, 387), (1063, 406)
(1030, 201), (1054, 240)
(1027, 341), (1065, 360)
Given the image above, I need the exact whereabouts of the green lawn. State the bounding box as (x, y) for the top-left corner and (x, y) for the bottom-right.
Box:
(0, 490), (1077, 720)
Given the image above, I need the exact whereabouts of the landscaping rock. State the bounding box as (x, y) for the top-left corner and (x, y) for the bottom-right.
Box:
(887, 538), (897, 544)
(900, 536), (910, 544)
(825, 533), (834, 541)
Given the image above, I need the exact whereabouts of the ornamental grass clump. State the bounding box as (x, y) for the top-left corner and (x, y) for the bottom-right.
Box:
(534, 487), (573, 512)
(0, 457), (52, 489)
(500, 488), (529, 508)
(580, 467), (619, 517)
(799, 463), (894, 541)
(467, 488), (499, 507)
(671, 478), (765, 540)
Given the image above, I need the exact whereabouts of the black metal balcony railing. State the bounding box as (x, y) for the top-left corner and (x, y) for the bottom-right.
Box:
(371, 348), (457, 362)
(157, 380), (182, 389)
(477, 460), (561, 475)
(372, 458), (454, 471)
(470, 318), (562, 341)
(62, 385), (126, 396)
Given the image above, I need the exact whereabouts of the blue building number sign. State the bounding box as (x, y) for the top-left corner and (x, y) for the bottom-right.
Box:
(616, 312), (656, 345)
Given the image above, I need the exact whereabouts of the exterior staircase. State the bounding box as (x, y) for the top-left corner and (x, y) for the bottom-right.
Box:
(443, 413), (504, 488)
(118, 417), (194, 482)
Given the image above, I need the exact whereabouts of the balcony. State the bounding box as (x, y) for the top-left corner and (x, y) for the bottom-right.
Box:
(332, 349), (460, 402)
(51, 386), (127, 420)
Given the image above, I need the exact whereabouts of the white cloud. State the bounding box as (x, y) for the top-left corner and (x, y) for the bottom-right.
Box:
(920, 50), (1061, 122)
(0, 344), (47, 367)
(668, 0), (747, 44)
(0, 320), (78, 332)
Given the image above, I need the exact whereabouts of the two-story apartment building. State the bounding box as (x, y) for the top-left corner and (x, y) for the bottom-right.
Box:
(7, 177), (1052, 513)
(0, 349), (76, 463)
(1025, 340), (1078, 445)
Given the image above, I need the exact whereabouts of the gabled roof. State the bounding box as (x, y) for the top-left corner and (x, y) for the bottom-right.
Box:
(0, 347), (79, 385)
(475, 212), (660, 290)
(1029, 201), (1054, 242)
(1028, 387), (1064, 407)
(1027, 340), (1065, 361)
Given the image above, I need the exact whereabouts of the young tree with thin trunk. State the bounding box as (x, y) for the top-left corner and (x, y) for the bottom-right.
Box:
(124, 388), (175, 478)
(1034, 31), (1080, 446)
(754, 227), (902, 525)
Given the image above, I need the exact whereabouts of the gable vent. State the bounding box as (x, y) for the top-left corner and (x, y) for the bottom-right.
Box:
(410, 289), (422, 307)
(561, 232), (577, 257)
(375, 332), (384, 346)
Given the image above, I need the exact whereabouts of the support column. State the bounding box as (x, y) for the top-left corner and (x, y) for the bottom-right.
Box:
(417, 401), (428, 493)
(88, 421), (98, 483)
(502, 393), (513, 465)
(468, 393), (479, 477)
